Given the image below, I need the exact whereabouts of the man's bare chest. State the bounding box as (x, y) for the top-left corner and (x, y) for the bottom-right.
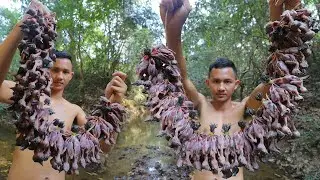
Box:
(198, 103), (245, 135)
(50, 104), (76, 130)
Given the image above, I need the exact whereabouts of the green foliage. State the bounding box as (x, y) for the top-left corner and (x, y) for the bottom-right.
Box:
(0, 104), (10, 124)
(0, 7), (20, 41)
(52, 0), (160, 105)
(0, 7), (21, 80)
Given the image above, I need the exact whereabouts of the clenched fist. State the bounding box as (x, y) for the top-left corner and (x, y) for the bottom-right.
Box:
(105, 71), (128, 103)
(160, 0), (192, 36)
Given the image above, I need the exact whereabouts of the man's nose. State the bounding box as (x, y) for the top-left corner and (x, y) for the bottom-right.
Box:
(218, 83), (226, 91)
(55, 72), (63, 80)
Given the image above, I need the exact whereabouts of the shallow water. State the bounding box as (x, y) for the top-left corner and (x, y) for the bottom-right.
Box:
(0, 112), (289, 180)
(0, 127), (15, 179)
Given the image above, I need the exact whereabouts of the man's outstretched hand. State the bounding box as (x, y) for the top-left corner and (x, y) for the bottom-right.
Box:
(160, 0), (192, 36)
(105, 71), (128, 103)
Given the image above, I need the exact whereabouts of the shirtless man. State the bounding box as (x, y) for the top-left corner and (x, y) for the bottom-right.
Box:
(159, 0), (299, 179)
(160, 1), (244, 179)
(0, 20), (127, 180)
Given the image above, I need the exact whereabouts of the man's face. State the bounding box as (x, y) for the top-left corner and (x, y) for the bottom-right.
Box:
(50, 58), (74, 92)
(205, 67), (240, 103)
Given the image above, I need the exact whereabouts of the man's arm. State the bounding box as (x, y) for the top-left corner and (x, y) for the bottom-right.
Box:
(245, 0), (302, 109)
(160, 0), (203, 107)
(269, 0), (284, 21)
(0, 22), (23, 85)
(0, 21), (23, 104)
(0, 0), (50, 103)
(74, 105), (87, 126)
(100, 71), (127, 153)
(269, 0), (301, 21)
(73, 103), (114, 153)
(74, 104), (114, 153)
(242, 83), (272, 112)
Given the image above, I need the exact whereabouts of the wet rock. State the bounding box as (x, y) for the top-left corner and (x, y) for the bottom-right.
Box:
(155, 162), (161, 170)
(114, 176), (126, 180)
(274, 173), (282, 178)
(286, 157), (292, 163)
(118, 154), (126, 160)
(267, 158), (276, 163)
(146, 145), (159, 150)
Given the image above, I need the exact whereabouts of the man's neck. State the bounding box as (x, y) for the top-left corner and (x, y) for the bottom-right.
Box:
(51, 90), (64, 102)
(211, 99), (233, 112)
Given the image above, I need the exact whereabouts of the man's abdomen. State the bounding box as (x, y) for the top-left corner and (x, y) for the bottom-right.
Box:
(8, 147), (65, 180)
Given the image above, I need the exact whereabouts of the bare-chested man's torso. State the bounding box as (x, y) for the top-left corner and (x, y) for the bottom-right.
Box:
(8, 99), (82, 180)
(192, 94), (247, 180)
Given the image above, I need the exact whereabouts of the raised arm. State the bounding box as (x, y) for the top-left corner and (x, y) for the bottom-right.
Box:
(0, 22), (23, 85)
(0, 0), (50, 104)
(242, 82), (272, 117)
(160, 0), (203, 107)
(244, 0), (303, 111)
(0, 21), (23, 104)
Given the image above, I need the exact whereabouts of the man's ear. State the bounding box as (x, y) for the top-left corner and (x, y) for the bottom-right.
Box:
(205, 78), (209, 87)
(70, 71), (74, 79)
(234, 79), (240, 90)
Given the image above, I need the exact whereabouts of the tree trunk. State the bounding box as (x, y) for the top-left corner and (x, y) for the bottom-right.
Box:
(78, 32), (85, 105)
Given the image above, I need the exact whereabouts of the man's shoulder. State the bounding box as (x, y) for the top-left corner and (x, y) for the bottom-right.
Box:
(70, 103), (86, 116)
(233, 97), (248, 106)
(62, 99), (82, 112)
(195, 93), (209, 109)
(232, 101), (242, 106)
(232, 101), (247, 111)
(66, 102), (87, 126)
(198, 93), (209, 103)
(71, 103), (83, 112)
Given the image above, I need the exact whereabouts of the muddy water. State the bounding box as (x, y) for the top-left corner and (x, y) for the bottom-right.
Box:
(0, 113), (289, 180)
(0, 127), (15, 179)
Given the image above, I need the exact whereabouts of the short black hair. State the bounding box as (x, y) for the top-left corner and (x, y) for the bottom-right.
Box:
(208, 57), (237, 77)
(54, 50), (72, 62)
